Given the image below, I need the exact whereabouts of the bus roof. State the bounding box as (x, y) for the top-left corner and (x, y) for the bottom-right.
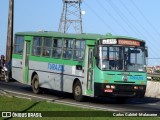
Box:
(16, 31), (102, 40)
(15, 31), (145, 42)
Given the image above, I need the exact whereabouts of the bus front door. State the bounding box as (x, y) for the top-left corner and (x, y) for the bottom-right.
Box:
(22, 41), (30, 84)
(86, 46), (94, 95)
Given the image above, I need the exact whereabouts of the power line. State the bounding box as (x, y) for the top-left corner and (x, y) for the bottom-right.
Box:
(119, 0), (157, 57)
(95, 0), (130, 36)
(128, 0), (160, 59)
(106, 0), (159, 59)
(83, 1), (116, 34)
(131, 0), (160, 36)
(130, 1), (160, 58)
(120, 0), (159, 44)
(148, 58), (160, 59)
(106, 0), (155, 54)
(101, 0), (156, 56)
(97, 0), (156, 55)
(105, 0), (142, 39)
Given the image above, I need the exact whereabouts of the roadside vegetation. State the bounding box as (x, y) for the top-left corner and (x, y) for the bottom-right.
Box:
(152, 76), (160, 81)
(0, 96), (159, 120)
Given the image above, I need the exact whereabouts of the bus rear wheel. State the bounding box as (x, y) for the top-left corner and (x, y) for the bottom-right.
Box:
(32, 74), (41, 94)
(73, 81), (84, 102)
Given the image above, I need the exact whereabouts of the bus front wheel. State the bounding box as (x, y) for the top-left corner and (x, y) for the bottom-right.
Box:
(32, 74), (41, 94)
(73, 81), (84, 102)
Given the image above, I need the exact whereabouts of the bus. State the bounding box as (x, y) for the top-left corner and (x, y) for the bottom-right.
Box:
(12, 31), (148, 102)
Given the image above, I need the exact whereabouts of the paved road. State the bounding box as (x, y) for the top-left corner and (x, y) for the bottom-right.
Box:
(0, 80), (160, 112)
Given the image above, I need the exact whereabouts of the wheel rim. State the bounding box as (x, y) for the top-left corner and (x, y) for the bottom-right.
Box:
(75, 85), (81, 96)
(34, 79), (39, 89)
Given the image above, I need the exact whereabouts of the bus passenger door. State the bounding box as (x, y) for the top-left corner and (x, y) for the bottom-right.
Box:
(22, 41), (30, 84)
(86, 46), (94, 95)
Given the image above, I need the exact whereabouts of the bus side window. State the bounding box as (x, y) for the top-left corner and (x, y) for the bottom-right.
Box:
(43, 49), (51, 57)
(53, 39), (63, 58)
(42, 37), (52, 57)
(63, 39), (73, 59)
(32, 37), (42, 56)
(14, 36), (24, 54)
(73, 40), (85, 61)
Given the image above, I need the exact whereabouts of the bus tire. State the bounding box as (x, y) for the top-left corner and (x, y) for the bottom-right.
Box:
(73, 81), (84, 102)
(32, 74), (41, 94)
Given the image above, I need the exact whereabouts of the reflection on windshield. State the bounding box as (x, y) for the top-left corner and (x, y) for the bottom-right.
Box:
(97, 46), (146, 72)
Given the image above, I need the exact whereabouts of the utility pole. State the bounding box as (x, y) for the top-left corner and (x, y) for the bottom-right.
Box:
(59, 0), (83, 34)
(6, 0), (14, 64)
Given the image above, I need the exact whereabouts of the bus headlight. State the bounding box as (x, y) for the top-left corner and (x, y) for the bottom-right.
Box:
(134, 86), (138, 90)
(106, 85), (116, 89)
(106, 85), (110, 89)
(139, 86), (144, 90)
(111, 85), (116, 89)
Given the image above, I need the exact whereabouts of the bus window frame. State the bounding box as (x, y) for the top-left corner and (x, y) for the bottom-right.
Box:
(52, 38), (63, 59)
(73, 39), (86, 61)
(42, 37), (53, 58)
(62, 38), (74, 60)
(13, 35), (25, 55)
(29, 36), (86, 63)
(32, 36), (43, 57)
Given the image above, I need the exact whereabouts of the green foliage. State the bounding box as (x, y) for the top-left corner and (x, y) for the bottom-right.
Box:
(155, 70), (160, 73)
(152, 76), (160, 81)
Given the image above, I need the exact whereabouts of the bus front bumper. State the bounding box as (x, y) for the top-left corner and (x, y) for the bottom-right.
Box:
(94, 83), (146, 98)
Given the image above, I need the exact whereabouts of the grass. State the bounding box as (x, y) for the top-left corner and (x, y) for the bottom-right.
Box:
(0, 96), (90, 111)
(152, 76), (160, 81)
(0, 96), (159, 120)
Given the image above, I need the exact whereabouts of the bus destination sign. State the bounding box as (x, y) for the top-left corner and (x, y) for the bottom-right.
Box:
(118, 39), (140, 46)
(102, 39), (117, 44)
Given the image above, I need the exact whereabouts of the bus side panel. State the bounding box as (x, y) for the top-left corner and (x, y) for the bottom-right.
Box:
(29, 70), (61, 90)
(62, 65), (85, 93)
(63, 76), (86, 94)
(29, 61), (61, 90)
(29, 61), (85, 93)
(12, 58), (23, 83)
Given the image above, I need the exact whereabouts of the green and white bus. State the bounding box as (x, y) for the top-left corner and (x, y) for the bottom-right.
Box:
(12, 31), (148, 102)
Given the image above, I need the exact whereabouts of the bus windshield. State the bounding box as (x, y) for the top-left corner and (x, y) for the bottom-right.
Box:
(96, 46), (146, 72)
